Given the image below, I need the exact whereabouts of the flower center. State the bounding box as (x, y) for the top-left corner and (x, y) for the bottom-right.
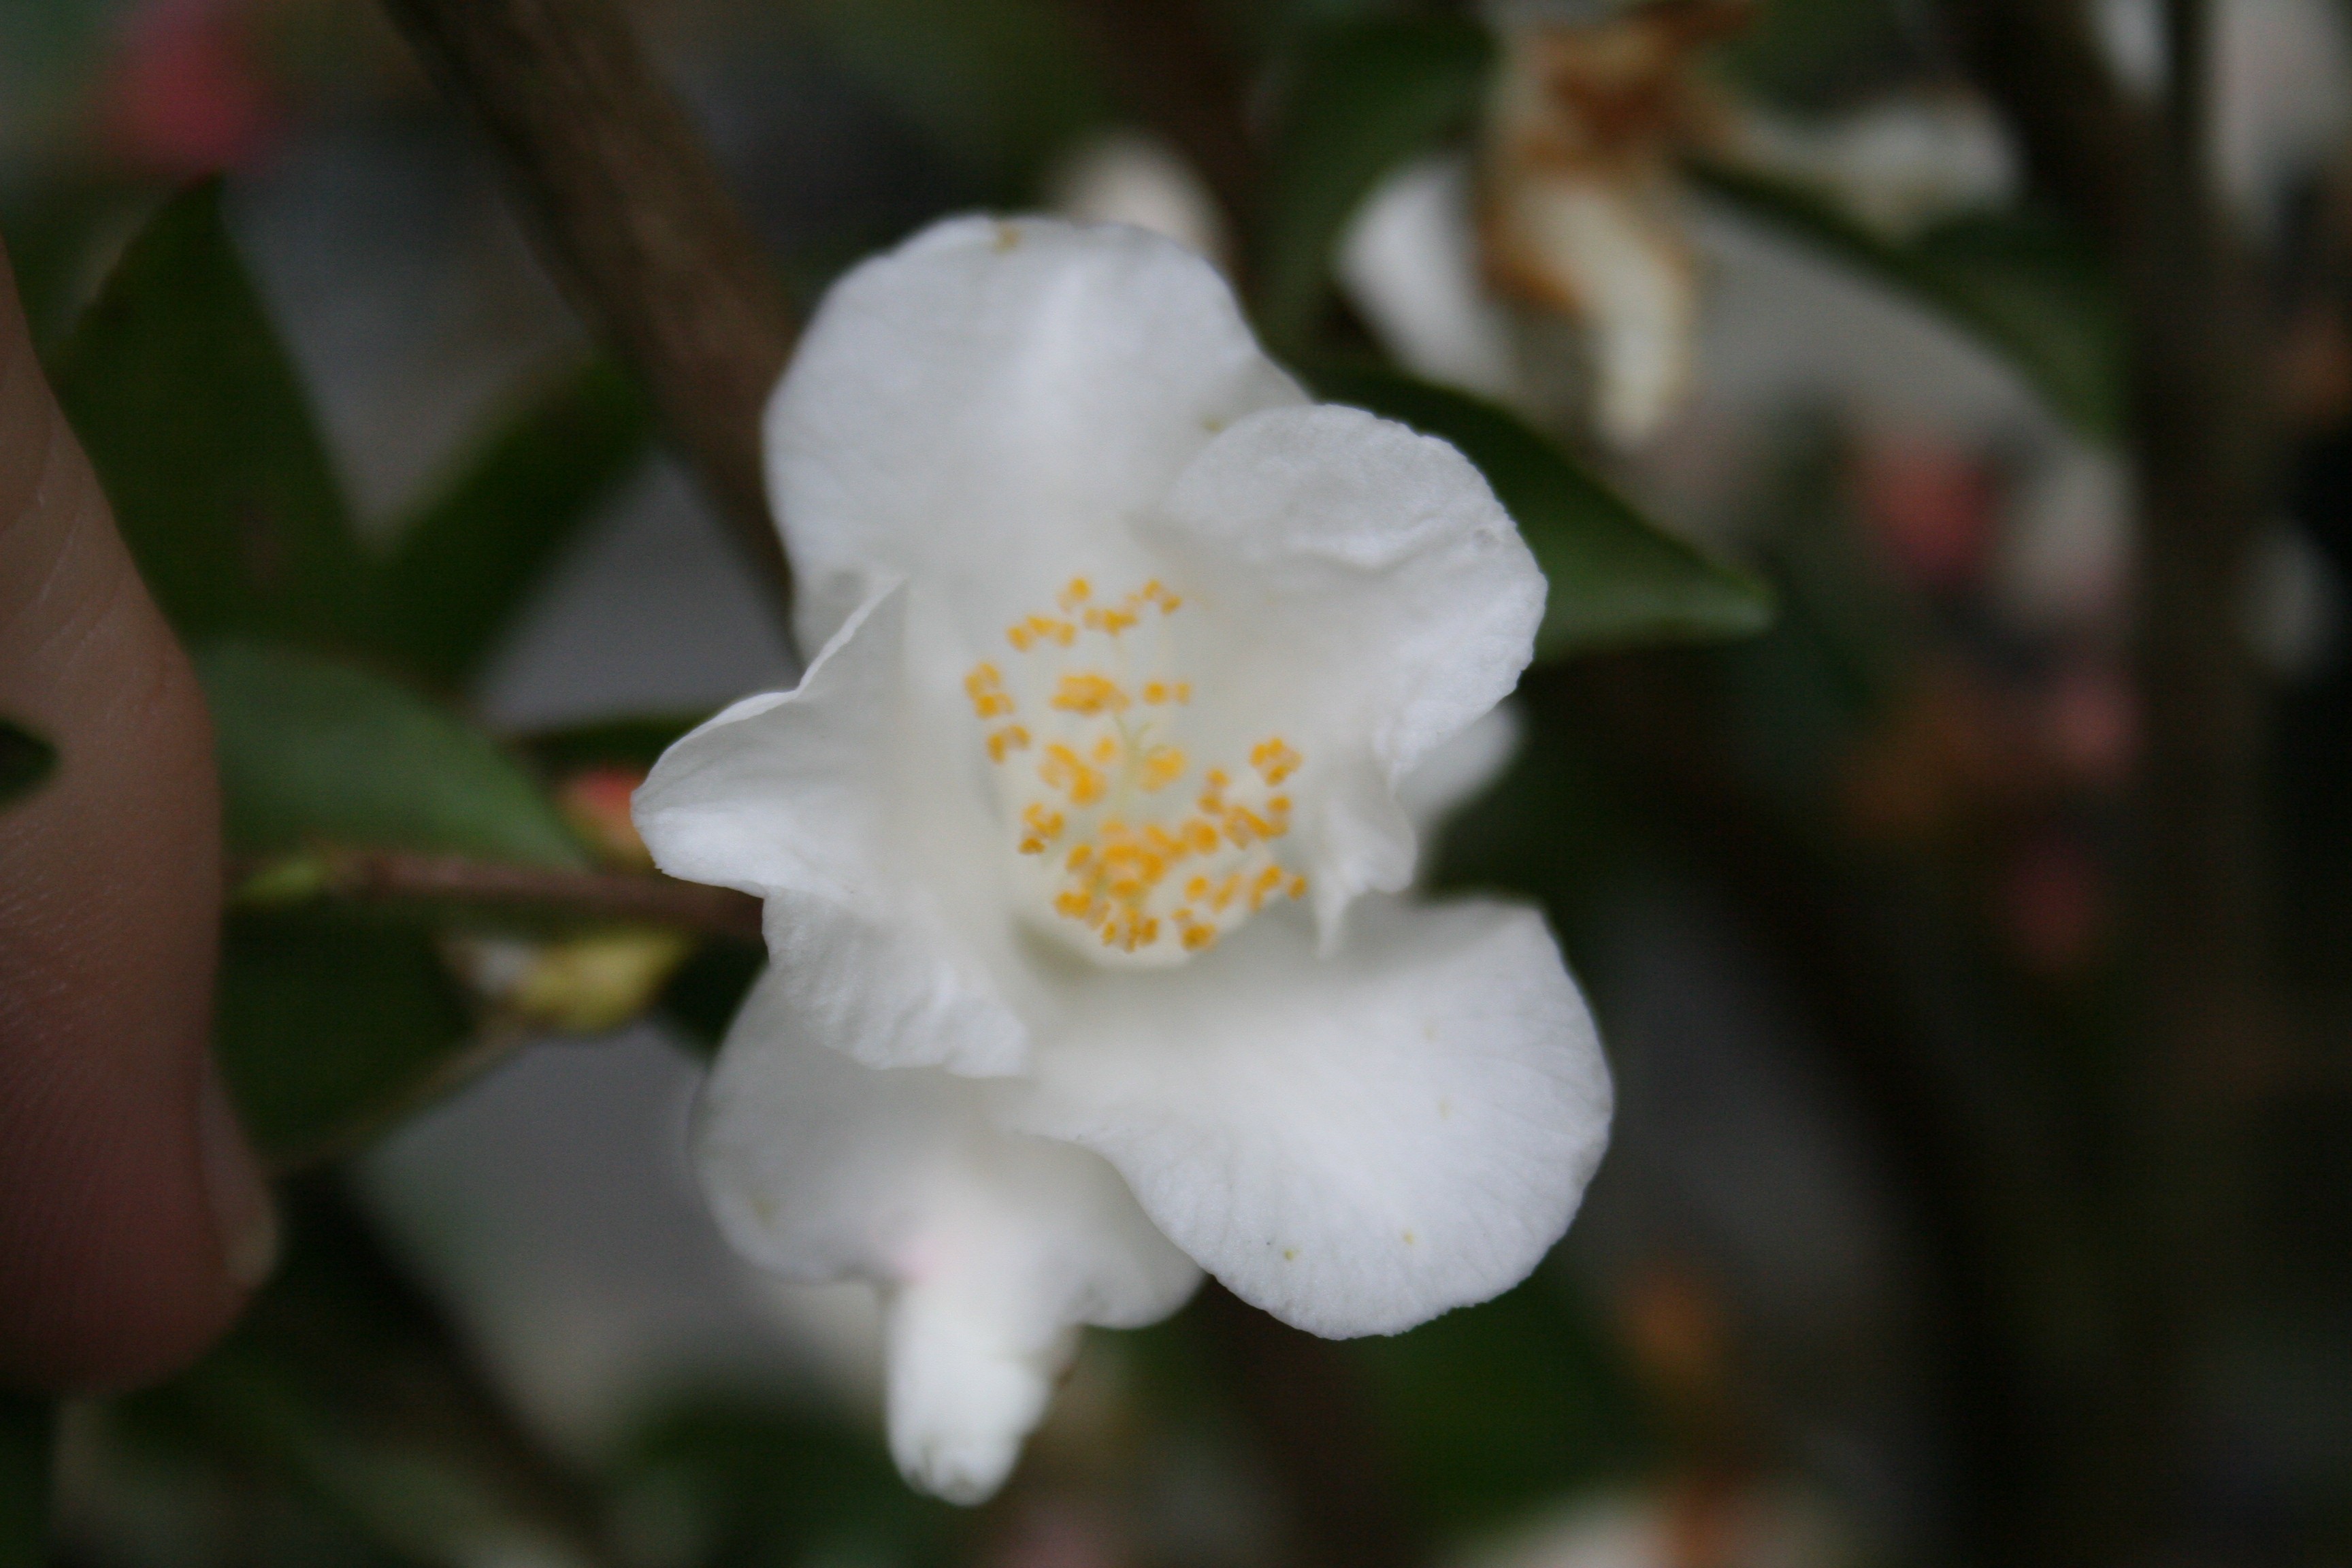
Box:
(965, 576), (1307, 965)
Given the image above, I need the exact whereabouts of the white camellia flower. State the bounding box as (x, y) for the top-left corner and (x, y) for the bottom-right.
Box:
(634, 215), (1613, 1503)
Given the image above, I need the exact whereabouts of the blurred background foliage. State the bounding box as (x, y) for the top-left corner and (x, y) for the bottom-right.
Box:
(0, 0), (2349, 1564)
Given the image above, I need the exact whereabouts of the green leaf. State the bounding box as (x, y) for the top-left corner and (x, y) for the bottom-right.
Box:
(0, 720), (54, 807)
(517, 711), (704, 776)
(1256, 16), (1494, 350)
(1348, 1269), (1654, 1537)
(199, 640), (586, 868)
(1690, 160), (2124, 441)
(112, 1186), (612, 1563)
(657, 940), (764, 1056)
(371, 360), (654, 691)
(50, 182), (372, 647)
(1307, 366), (1776, 656)
(216, 913), (475, 1169)
(0, 1394), (52, 1568)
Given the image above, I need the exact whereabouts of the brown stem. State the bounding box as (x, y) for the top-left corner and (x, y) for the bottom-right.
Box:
(233, 849), (764, 944)
(378, 0), (797, 602)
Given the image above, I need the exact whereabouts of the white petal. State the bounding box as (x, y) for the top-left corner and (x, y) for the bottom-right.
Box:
(1492, 179), (1698, 448)
(1337, 154), (1525, 405)
(1147, 405), (1545, 926)
(698, 968), (1200, 1503)
(634, 588), (1030, 1075)
(766, 215), (1304, 653)
(997, 898), (1610, 1337)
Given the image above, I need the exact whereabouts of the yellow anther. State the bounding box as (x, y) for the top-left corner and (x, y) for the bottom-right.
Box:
(1051, 674), (1130, 715)
(1040, 744), (1105, 806)
(1250, 738), (1302, 785)
(1225, 806), (1277, 847)
(975, 579), (1309, 963)
(1140, 745), (1187, 793)
(964, 664), (1016, 718)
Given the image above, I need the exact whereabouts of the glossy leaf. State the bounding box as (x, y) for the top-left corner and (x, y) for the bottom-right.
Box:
(216, 913), (476, 1169)
(1256, 16), (1494, 349)
(0, 721), (54, 807)
(50, 182), (371, 647)
(199, 640), (586, 869)
(1692, 161), (2124, 441)
(1310, 366), (1776, 657)
(371, 359), (655, 691)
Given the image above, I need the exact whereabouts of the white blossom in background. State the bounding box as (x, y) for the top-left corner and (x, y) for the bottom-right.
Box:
(1731, 93), (2016, 241)
(634, 216), (1612, 1503)
(1474, 10), (1738, 447)
(1045, 127), (1229, 272)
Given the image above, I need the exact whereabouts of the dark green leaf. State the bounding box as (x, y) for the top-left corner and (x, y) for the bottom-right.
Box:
(1690, 160), (2124, 441)
(50, 182), (371, 647)
(1348, 1268), (1654, 1536)
(371, 360), (654, 691)
(620, 1399), (956, 1568)
(1256, 16), (1494, 350)
(0, 720), (54, 806)
(0, 1394), (52, 1568)
(519, 712), (706, 776)
(112, 1185), (610, 1563)
(1309, 366), (1776, 656)
(199, 640), (586, 868)
(216, 913), (475, 1169)
(657, 940), (764, 1056)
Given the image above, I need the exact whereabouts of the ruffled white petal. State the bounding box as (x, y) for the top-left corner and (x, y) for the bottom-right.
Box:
(634, 589), (1031, 1076)
(766, 216), (1305, 653)
(1145, 404), (1546, 932)
(698, 968), (1200, 1503)
(996, 898), (1610, 1338)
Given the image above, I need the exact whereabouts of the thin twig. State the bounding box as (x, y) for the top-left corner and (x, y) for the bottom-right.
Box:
(378, 0), (797, 602)
(233, 849), (764, 944)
